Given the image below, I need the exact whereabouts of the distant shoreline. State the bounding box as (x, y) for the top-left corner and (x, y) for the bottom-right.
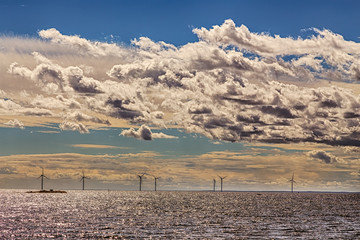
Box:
(26, 189), (67, 193)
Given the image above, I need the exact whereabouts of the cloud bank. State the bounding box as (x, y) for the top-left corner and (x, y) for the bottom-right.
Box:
(0, 142), (358, 191)
(1, 19), (360, 145)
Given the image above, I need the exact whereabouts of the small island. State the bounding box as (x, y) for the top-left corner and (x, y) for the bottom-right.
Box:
(26, 189), (67, 193)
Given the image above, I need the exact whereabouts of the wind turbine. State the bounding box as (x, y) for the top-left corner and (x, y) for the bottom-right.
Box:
(153, 176), (160, 191)
(289, 173), (296, 193)
(137, 173), (146, 191)
(80, 170), (89, 190)
(218, 176), (226, 192)
(38, 168), (49, 190)
(213, 178), (216, 192)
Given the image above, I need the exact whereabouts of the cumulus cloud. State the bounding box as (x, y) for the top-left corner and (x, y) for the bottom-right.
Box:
(152, 132), (179, 139)
(65, 111), (110, 125)
(0, 99), (22, 113)
(31, 95), (81, 110)
(4, 119), (25, 129)
(342, 146), (360, 153)
(59, 121), (89, 134)
(38, 28), (130, 58)
(193, 19), (360, 81)
(20, 107), (54, 116)
(120, 124), (178, 140)
(8, 52), (104, 94)
(120, 125), (152, 140)
(2, 20), (360, 146)
(308, 150), (339, 164)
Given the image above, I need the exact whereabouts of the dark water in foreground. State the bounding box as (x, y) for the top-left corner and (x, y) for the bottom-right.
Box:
(0, 190), (359, 239)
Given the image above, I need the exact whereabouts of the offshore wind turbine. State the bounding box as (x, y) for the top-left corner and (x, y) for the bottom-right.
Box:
(153, 176), (160, 191)
(137, 173), (146, 191)
(80, 170), (89, 190)
(289, 173), (296, 193)
(38, 168), (49, 190)
(218, 176), (226, 192)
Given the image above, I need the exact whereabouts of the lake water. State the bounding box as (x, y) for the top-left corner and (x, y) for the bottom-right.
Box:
(0, 190), (359, 239)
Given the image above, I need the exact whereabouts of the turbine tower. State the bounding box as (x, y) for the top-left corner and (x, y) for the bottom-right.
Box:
(213, 178), (216, 192)
(137, 173), (146, 191)
(218, 176), (226, 192)
(38, 168), (49, 190)
(80, 170), (89, 190)
(153, 176), (160, 191)
(289, 173), (296, 193)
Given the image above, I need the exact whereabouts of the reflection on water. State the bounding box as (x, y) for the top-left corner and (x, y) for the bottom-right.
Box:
(0, 190), (359, 239)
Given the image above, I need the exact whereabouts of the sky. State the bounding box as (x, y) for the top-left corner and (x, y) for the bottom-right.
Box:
(0, 0), (359, 191)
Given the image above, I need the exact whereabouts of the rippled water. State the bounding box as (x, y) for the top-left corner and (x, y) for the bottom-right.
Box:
(0, 190), (359, 239)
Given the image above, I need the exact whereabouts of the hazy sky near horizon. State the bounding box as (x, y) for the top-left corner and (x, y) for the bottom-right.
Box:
(0, 0), (359, 191)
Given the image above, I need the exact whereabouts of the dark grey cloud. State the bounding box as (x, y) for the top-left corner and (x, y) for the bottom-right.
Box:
(260, 106), (296, 119)
(236, 114), (263, 124)
(320, 100), (339, 108)
(204, 116), (234, 129)
(106, 99), (143, 120)
(308, 150), (338, 164)
(188, 105), (213, 114)
(344, 112), (360, 118)
(67, 74), (104, 94)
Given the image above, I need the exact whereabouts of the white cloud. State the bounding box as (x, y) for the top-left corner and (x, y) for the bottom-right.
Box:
(4, 119), (24, 129)
(20, 107), (54, 116)
(59, 121), (89, 134)
(0, 89), (7, 98)
(152, 132), (178, 139)
(8, 52), (104, 94)
(342, 146), (360, 153)
(31, 95), (81, 110)
(0, 99), (22, 112)
(120, 124), (178, 140)
(65, 111), (110, 125)
(38, 28), (130, 58)
(193, 19), (360, 81)
(2, 20), (360, 146)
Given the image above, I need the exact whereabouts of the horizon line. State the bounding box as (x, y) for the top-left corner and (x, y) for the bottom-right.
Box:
(1, 188), (359, 194)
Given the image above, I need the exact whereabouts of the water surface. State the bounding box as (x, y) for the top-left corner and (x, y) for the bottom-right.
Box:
(0, 190), (359, 239)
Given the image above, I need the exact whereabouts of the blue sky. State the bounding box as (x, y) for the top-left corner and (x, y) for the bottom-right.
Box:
(0, 1), (359, 191)
(1, 0), (360, 44)
(0, 125), (248, 156)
